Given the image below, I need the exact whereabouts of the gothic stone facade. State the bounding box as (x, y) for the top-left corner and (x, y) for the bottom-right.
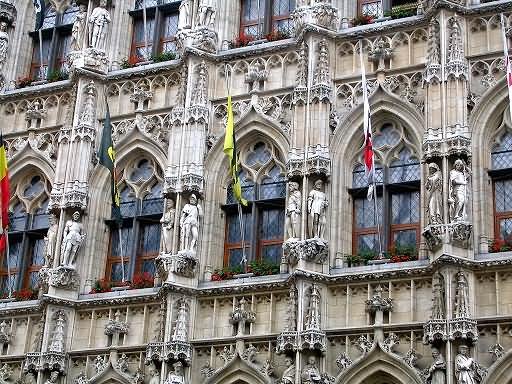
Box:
(0, 0), (512, 384)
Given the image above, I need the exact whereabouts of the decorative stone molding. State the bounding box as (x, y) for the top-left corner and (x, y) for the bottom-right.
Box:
(23, 351), (68, 374)
(25, 100), (47, 129)
(48, 181), (89, 210)
(449, 317), (478, 342)
(403, 348), (422, 368)
(423, 319), (449, 344)
(382, 333), (400, 353)
(293, 42), (308, 105)
(291, 2), (338, 33)
(67, 48), (109, 74)
(245, 60), (268, 93)
(335, 352), (353, 372)
(424, 18), (441, 84)
(368, 37), (393, 71)
(366, 286), (393, 315)
(276, 331), (299, 353)
(145, 340), (192, 365)
(0, 320), (11, 345)
(423, 222), (472, 250)
(286, 145), (331, 177)
(40, 266), (80, 290)
(311, 39), (332, 103)
(355, 335), (373, 355)
(180, 164), (204, 193)
(0, 1), (16, 26)
(230, 298), (256, 336)
(299, 284), (326, 353)
(488, 343), (505, 362)
(157, 252), (199, 280)
(283, 238), (328, 265)
(104, 311), (129, 337)
(130, 84), (153, 111)
(446, 15), (468, 80)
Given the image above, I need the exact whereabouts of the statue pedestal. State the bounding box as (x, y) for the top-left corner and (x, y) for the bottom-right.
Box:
(41, 266), (79, 298)
(283, 238), (328, 269)
(177, 27), (218, 53)
(156, 251), (199, 283)
(67, 48), (109, 74)
(291, 3), (339, 34)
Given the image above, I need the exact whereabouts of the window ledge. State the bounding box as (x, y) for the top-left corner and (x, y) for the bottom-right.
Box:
(338, 14), (424, 37)
(218, 38), (296, 58)
(201, 273), (288, 288)
(0, 299), (40, 310)
(80, 286), (158, 300)
(476, 251), (512, 261)
(1, 79), (72, 99)
(108, 59), (181, 79)
(330, 258), (429, 274)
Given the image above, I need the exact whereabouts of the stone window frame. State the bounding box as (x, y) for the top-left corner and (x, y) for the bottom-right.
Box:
(222, 140), (286, 269)
(358, 0), (416, 18)
(4, 173), (51, 295)
(105, 157), (164, 285)
(29, 4), (79, 81)
(349, 121), (421, 257)
(239, 0), (295, 40)
(129, 1), (180, 62)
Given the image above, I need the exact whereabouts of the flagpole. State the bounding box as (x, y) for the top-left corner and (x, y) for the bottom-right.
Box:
(359, 40), (384, 259)
(117, 226), (125, 283)
(38, 29), (44, 81)
(501, 14), (512, 119)
(5, 231), (11, 298)
(142, 0), (149, 61)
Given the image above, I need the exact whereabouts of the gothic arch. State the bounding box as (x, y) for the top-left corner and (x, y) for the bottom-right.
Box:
(335, 346), (423, 384)
(8, 154), (55, 188)
(204, 354), (271, 384)
(482, 349), (512, 384)
(115, 136), (167, 173)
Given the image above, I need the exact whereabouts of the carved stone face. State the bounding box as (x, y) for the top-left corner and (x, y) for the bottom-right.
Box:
(454, 160), (464, 171)
(431, 347), (439, 358)
(0, 22), (7, 32)
(314, 180), (323, 190)
(79, 4), (87, 12)
(284, 357), (293, 367)
(288, 182), (298, 192)
(307, 355), (316, 365)
(459, 345), (469, 356)
(189, 194), (197, 205)
(49, 214), (57, 225)
(99, 0), (107, 7)
(72, 211), (80, 221)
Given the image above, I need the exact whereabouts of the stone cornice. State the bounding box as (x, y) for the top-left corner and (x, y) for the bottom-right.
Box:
(106, 59), (182, 81)
(0, 80), (73, 102)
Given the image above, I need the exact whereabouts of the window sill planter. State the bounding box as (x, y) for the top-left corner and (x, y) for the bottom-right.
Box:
(488, 239), (512, 253)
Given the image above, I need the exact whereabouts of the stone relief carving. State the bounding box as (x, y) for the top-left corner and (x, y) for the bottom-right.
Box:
(0, 364), (13, 384)
(305, 284), (321, 331)
(164, 361), (186, 384)
(403, 348), (421, 368)
(300, 284), (326, 352)
(178, 0), (192, 30)
(281, 356), (295, 383)
(454, 270), (470, 318)
(0, 321), (11, 346)
(488, 343), (505, 362)
(59, 211), (85, 269)
(455, 345), (486, 384)
(450, 271), (477, 342)
(449, 159), (470, 223)
(301, 355), (321, 384)
(446, 15), (467, 79)
(196, 2), (215, 28)
(49, 311), (66, 353)
(432, 271), (446, 320)
(425, 18), (441, 84)
(381, 333), (399, 353)
(88, 0), (110, 51)
(368, 37), (393, 71)
(241, 343), (257, 363)
(104, 310), (129, 339)
(71, 4), (87, 51)
(285, 181), (301, 240)
(307, 180), (328, 240)
(245, 60), (268, 93)
(285, 285), (298, 332)
(259, 358), (274, 377)
(335, 352), (352, 372)
(229, 297), (256, 337)
(293, 42), (308, 105)
(424, 347), (446, 384)
(171, 299), (189, 343)
(179, 194), (203, 254)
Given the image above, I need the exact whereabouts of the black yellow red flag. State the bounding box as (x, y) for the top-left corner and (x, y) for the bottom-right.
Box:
(0, 133), (10, 253)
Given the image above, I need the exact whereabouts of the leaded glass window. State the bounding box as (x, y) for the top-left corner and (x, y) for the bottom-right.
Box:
(240, 0), (294, 41)
(351, 122), (420, 257)
(106, 157), (163, 285)
(130, 1), (180, 63)
(223, 140), (286, 269)
(492, 131), (512, 246)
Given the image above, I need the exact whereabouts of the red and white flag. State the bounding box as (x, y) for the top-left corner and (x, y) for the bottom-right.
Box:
(502, 14), (512, 118)
(359, 41), (375, 200)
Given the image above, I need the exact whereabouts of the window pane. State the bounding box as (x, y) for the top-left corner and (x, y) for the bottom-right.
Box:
(161, 13), (178, 53)
(57, 32), (72, 72)
(495, 180), (512, 213)
(492, 132), (512, 170)
(246, 142), (271, 166)
(135, 0), (159, 9)
(389, 148), (420, 183)
(393, 229), (417, 248)
(141, 198), (164, 215)
(226, 212), (252, 243)
(28, 272), (40, 289)
(110, 226), (134, 257)
(354, 197), (383, 228)
(261, 244), (282, 264)
(499, 218), (512, 241)
(132, 17), (155, 59)
(31, 36), (52, 80)
(357, 234), (379, 252)
(41, 7), (57, 29)
(111, 262), (129, 282)
(10, 203), (28, 231)
(273, 0), (295, 16)
(62, 5), (79, 25)
(361, 0), (383, 18)
(6, 238), (22, 270)
(391, 192), (420, 224)
(138, 223), (161, 255)
(0, 275), (18, 296)
(32, 213), (49, 230)
(260, 209), (284, 240)
(373, 124), (400, 148)
(242, 0), (265, 23)
(140, 260), (156, 275)
(120, 186), (137, 217)
(260, 181), (286, 200)
(30, 238), (46, 267)
(228, 249), (245, 268)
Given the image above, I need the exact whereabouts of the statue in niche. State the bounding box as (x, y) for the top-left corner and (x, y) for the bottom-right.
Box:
(178, 0), (192, 30)
(426, 163), (443, 225)
(71, 4), (87, 51)
(179, 194), (203, 253)
(196, 2), (215, 28)
(165, 361), (185, 384)
(431, 272), (445, 319)
(44, 214), (58, 267)
(281, 356), (296, 384)
(44, 372), (59, 384)
(307, 180), (328, 239)
(284, 286), (297, 331)
(0, 22), (9, 71)
(285, 181), (301, 239)
(301, 355), (322, 384)
(88, 0), (111, 51)
(148, 364), (160, 384)
(448, 159), (470, 222)
(79, 83), (96, 127)
(49, 311), (66, 353)
(455, 345), (481, 384)
(160, 199), (175, 254)
(426, 347), (446, 384)
(454, 271), (470, 318)
(60, 211), (86, 268)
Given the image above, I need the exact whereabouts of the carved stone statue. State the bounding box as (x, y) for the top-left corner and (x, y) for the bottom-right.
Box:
(426, 163), (443, 225)
(60, 211), (86, 268)
(431, 272), (445, 319)
(0, 22), (9, 71)
(160, 199), (175, 254)
(44, 214), (58, 267)
(284, 285), (297, 332)
(49, 312), (66, 353)
(454, 271), (470, 318)
(281, 356), (296, 383)
(179, 194), (203, 253)
(88, 0), (111, 51)
(172, 300), (189, 342)
(305, 284), (321, 331)
(44, 371), (59, 384)
(307, 180), (328, 239)
(71, 4), (87, 51)
(148, 365), (160, 384)
(426, 347), (446, 384)
(165, 361), (185, 384)
(301, 356), (322, 384)
(285, 181), (301, 239)
(178, 0), (192, 30)
(196, 2), (215, 28)
(449, 159), (470, 223)
(455, 345), (479, 384)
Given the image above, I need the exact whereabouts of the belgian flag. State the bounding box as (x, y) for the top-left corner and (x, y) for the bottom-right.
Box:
(0, 133), (9, 253)
(223, 95), (247, 206)
(32, 0), (46, 31)
(98, 102), (122, 226)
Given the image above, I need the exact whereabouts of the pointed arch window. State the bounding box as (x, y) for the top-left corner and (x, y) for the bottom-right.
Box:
(490, 131), (512, 251)
(350, 123), (421, 259)
(29, 5), (77, 81)
(223, 141), (286, 270)
(106, 158), (164, 285)
(2, 175), (51, 296)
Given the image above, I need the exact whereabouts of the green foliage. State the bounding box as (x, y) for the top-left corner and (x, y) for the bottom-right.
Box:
(247, 259), (280, 276)
(151, 51), (176, 63)
(47, 69), (69, 83)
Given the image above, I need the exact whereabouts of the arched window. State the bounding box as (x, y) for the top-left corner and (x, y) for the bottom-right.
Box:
(490, 130), (512, 251)
(3, 174), (51, 296)
(223, 141), (286, 270)
(350, 123), (420, 259)
(29, 4), (77, 81)
(106, 158), (164, 285)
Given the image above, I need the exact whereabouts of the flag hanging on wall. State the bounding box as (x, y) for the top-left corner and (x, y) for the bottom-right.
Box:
(32, 0), (47, 31)
(98, 102), (122, 226)
(501, 14), (512, 119)
(0, 133), (10, 254)
(223, 95), (247, 206)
